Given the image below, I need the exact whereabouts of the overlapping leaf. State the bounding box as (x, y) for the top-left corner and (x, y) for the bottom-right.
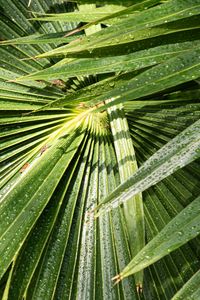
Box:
(0, 0), (200, 299)
(95, 119), (200, 216)
(113, 194), (200, 281)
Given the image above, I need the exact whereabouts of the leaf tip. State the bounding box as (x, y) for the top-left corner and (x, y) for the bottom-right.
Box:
(20, 56), (38, 61)
(7, 79), (17, 83)
(112, 274), (122, 285)
(136, 283), (143, 294)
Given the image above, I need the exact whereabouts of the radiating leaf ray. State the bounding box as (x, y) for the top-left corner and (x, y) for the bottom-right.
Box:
(55, 138), (95, 300)
(117, 194), (200, 282)
(172, 270), (200, 300)
(24, 134), (90, 300)
(107, 102), (145, 290)
(34, 0), (200, 58)
(0, 130), (85, 280)
(105, 137), (137, 299)
(95, 119), (200, 216)
(15, 40), (200, 82)
(0, 1), (200, 299)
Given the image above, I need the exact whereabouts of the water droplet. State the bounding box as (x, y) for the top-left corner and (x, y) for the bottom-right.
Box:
(109, 82), (115, 87)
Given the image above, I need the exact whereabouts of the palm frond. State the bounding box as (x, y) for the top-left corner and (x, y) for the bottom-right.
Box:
(0, 0), (200, 299)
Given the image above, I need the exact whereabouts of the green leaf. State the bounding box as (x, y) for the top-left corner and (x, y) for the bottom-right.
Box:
(24, 136), (90, 300)
(35, 0), (200, 58)
(90, 49), (200, 110)
(5, 137), (88, 300)
(104, 138), (138, 299)
(172, 270), (200, 299)
(0, 32), (79, 45)
(30, 5), (124, 23)
(70, 0), (133, 5)
(53, 139), (94, 299)
(30, 0), (165, 29)
(97, 137), (121, 299)
(115, 194), (200, 281)
(107, 102), (145, 289)
(0, 130), (85, 280)
(95, 119), (200, 216)
(15, 40), (200, 81)
(1, 0), (200, 298)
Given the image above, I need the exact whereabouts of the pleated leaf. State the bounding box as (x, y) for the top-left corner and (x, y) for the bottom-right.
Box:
(115, 194), (200, 281)
(95, 119), (200, 216)
(0, 0), (200, 299)
(172, 270), (200, 300)
(34, 0), (200, 58)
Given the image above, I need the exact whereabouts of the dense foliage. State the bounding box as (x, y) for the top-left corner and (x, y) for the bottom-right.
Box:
(0, 0), (200, 299)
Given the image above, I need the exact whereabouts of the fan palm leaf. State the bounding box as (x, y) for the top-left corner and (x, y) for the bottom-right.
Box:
(0, 0), (200, 299)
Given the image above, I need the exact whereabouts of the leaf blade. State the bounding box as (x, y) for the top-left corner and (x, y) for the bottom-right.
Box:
(95, 119), (200, 216)
(118, 194), (200, 280)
